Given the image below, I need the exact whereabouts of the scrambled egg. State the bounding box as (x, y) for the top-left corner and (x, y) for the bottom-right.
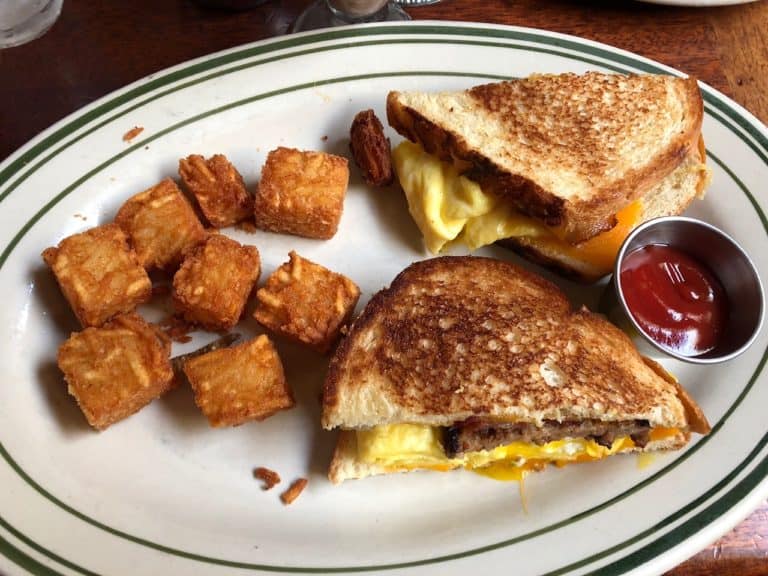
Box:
(356, 423), (637, 482)
(392, 141), (642, 275)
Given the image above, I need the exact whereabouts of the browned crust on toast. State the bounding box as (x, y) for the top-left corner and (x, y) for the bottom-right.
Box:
(386, 74), (704, 243)
(386, 98), (566, 224)
(497, 142), (710, 283)
(643, 357), (711, 434)
(328, 430), (356, 484)
(322, 256), (569, 417)
(322, 256), (700, 432)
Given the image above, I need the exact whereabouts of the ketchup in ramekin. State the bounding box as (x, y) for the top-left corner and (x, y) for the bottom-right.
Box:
(619, 244), (729, 357)
(612, 217), (763, 364)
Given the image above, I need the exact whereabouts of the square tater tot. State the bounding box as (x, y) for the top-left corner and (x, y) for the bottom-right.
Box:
(254, 147), (349, 239)
(254, 251), (360, 353)
(172, 234), (261, 330)
(42, 223), (152, 327)
(183, 334), (294, 427)
(178, 154), (253, 228)
(57, 313), (174, 430)
(115, 178), (207, 271)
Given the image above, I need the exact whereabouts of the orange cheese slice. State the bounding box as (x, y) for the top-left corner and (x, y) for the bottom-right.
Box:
(649, 427), (681, 442)
(528, 200), (643, 274)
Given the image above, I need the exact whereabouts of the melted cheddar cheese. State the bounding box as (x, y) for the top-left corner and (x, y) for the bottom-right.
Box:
(356, 423), (649, 482)
(392, 141), (642, 275)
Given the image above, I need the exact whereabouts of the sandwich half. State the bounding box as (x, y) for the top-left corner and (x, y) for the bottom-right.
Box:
(322, 256), (710, 484)
(387, 72), (711, 281)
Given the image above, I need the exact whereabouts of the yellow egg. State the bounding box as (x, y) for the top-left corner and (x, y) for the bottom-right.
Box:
(354, 423), (644, 481)
(391, 141), (642, 275)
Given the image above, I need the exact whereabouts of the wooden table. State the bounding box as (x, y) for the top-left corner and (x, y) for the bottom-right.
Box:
(1, 1), (767, 574)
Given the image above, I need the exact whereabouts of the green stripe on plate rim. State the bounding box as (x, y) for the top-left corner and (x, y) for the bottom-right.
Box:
(0, 531), (66, 576)
(0, 37), (639, 205)
(0, 22), (662, 188)
(6, 296), (768, 576)
(0, 516), (99, 576)
(0, 24), (766, 575)
(2, 24), (766, 203)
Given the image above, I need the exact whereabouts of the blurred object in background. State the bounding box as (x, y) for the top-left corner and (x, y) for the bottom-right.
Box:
(292, 0), (409, 31)
(193, 0), (271, 9)
(0, 0), (62, 48)
(394, 0), (442, 5)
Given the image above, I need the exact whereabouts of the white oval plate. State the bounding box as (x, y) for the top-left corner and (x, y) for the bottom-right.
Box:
(1, 22), (767, 576)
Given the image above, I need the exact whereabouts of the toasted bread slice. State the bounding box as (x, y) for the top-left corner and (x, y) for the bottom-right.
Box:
(500, 146), (711, 281)
(387, 72), (704, 244)
(322, 256), (709, 483)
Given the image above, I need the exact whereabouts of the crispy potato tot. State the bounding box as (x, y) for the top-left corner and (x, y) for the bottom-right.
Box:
(170, 333), (241, 376)
(183, 334), (294, 427)
(254, 251), (360, 353)
(57, 313), (174, 430)
(254, 147), (348, 239)
(179, 154), (253, 228)
(172, 234), (261, 330)
(42, 223), (152, 327)
(115, 178), (207, 271)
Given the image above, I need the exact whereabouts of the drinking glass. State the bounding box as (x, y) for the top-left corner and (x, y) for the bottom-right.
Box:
(0, 0), (63, 48)
(292, 0), (409, 32)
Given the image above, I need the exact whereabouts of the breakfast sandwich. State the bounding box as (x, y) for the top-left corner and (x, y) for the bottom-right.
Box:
(321, 256), (710, 484)
(387, 72), (712, 281)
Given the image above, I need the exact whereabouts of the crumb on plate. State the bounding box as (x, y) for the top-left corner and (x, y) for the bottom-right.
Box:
(123, 126), (144, 142)
(280, 478), (308, 505)
(253, 467), (281, 490)
(159, 314), (195, 343)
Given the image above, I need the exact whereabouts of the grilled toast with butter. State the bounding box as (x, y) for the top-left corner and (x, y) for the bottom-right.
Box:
(387, 72), (711, 281)
(322, 256), (709, 484)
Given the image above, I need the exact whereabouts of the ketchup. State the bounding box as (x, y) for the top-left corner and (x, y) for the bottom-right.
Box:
(619, 244), (728, 356)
